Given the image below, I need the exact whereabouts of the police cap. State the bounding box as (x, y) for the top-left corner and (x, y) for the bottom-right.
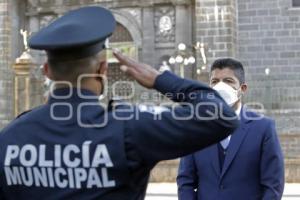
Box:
(28, 6), (116, 61)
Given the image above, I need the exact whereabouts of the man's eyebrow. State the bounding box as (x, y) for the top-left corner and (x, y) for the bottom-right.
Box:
(223, 77), (236, 81)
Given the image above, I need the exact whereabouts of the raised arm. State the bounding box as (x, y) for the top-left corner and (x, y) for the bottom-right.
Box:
(113, 51), (239, 165)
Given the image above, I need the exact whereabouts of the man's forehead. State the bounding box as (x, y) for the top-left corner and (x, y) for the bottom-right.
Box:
(210, 68), (237, 79)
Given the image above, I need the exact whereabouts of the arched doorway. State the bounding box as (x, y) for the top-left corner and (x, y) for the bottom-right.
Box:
(110, 23), (133, 43)
(106, 23), (139, 102)
(18, 4), (141, 113)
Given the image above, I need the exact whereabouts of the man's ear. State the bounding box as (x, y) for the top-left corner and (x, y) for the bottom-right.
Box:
(241, 83), (248, 93)
(43, 63), (54, 80)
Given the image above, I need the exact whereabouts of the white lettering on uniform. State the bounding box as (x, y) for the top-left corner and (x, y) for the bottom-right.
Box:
(4, 166), (21, 185)
(54, 168), (68, 188)
(75, 168), (87, 189)
(33, 167), (48, 187)
(87, 168), (102, 188)
(3, 142), (116, 189)
(82, 141), (91, 167)
(101, 167), (116, 187)
(92, 145), (113, 167)
(39, 145), (53, 167)
(67, 168), (75, 188)
(63, 145), (80, 168)
(4, 145), (19, 166)
(19, 167), (33, 186)
(47, 167), (55, 187)
(54, 145), (61, 167)
(20, 145), (37, 167)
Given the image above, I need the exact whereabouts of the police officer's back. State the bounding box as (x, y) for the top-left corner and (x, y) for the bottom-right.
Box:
(0, 6), (239, 200)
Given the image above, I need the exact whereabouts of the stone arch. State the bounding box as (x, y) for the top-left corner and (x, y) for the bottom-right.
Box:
(110, 23), (133, 42)
(111, 10), (142, 47)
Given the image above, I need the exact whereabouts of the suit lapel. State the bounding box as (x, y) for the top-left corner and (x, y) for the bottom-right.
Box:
(220, 107), (251, 179)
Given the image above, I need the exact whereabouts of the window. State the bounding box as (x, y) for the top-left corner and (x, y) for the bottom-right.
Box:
(293, 0), (300, 7)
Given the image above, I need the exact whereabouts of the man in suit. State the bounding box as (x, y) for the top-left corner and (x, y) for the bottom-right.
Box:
(177, 58), (285, 200)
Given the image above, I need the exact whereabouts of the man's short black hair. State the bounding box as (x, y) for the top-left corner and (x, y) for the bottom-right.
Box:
(47, 51), (105, 83)
(210, 58), (245, 84)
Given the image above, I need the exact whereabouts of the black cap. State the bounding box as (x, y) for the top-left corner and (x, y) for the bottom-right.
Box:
(28, 6), (116, 61)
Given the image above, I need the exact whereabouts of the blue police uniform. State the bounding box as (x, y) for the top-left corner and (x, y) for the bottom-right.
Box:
(0, 6), (239, 200)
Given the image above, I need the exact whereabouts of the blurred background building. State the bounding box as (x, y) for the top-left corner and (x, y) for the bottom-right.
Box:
(0, 0), (300, 182)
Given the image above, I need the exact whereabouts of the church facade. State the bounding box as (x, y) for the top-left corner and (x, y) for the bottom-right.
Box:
(0, 0), (300, 181)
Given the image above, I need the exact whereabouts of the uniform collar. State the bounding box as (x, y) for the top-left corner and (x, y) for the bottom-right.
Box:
(48, 88), (100, 104)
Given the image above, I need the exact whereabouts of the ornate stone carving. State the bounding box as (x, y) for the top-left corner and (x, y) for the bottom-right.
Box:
(27, 0), (38, 8)
(39, 0), (54, 4)
(39, 15), (56, 29)
(120, 8), (142, 26)
(20, 29), (30, 52)
(154, 5), (175, 43)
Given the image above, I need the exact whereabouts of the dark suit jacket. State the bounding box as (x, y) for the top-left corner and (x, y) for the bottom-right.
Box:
(177, 108), (284, 200)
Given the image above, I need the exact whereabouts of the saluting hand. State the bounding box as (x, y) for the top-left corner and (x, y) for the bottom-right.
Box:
(113, 50), (160, 89)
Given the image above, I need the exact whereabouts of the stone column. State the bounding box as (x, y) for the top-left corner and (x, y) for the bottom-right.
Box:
(0, 0), (14, 129)
(12, 52), (37, 117)
(141, 6), (155, 67)
(175, 3), (193, 78)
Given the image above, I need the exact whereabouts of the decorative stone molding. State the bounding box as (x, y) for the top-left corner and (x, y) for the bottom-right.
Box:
(119, 8), (142, 26)
(112, 9), (142, 47)
(39, 15), (56, 29)
(154, 5), (175, 43)
(27, 0), (38, 9)
(0, 0), (14, 128)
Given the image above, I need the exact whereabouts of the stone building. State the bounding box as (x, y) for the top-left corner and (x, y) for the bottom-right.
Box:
(0, 0), (300, 181)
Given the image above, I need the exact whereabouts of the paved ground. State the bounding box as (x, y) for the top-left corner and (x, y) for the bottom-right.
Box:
(145, 183), (300, 200)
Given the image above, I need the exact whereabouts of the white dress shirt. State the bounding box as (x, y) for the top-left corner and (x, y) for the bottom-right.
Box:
(220, 104), (242, 149)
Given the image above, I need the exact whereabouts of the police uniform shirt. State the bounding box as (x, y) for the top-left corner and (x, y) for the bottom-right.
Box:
(0, 71), (238, 200)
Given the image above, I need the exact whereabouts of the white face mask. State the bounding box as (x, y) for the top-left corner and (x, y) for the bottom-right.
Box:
(213, 82), (241, 106)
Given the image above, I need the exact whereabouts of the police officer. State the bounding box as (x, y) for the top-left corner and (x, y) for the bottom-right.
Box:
(0, 6), (239, 200)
